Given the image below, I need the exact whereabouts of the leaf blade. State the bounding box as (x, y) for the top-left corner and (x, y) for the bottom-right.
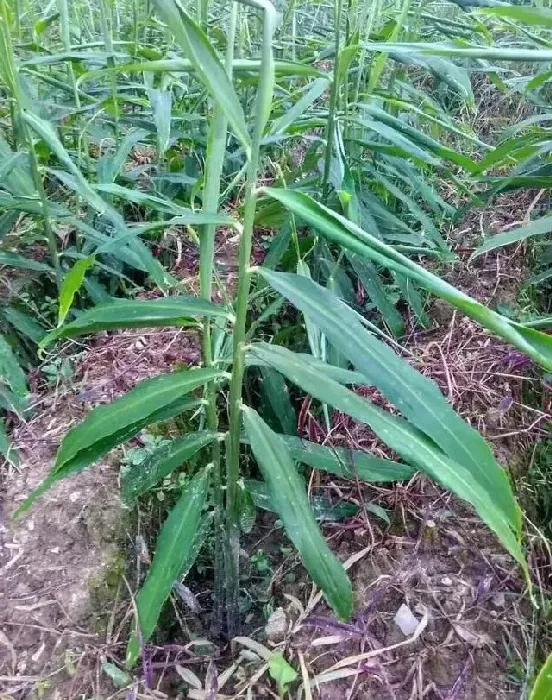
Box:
(126, 467), (210, 667)
(42, 296), (231, 348)
(261, 188), (552, 372)
(58, 256), (95, 327)
(122, 431), (216, 502)
(15, 368), (226, 516)
(151, 0), (251, 155)
(259, 270), (519, 529)
(246, 343), (525, 576)
(243, 406), (353, 620)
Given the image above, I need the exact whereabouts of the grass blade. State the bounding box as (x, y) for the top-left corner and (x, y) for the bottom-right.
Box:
(247, 343), (526, 576)
(151, 0), (251, 156)
(57, 256), (95, 327)
(280, 435), (415, 482)
(256, 268), (518, 529)
(473, 215), (552, 257)
(41, 296), (231, 348)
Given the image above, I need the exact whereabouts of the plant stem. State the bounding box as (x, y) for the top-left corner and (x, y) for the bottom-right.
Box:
(322, 0), (344, 192)
(132, 0), (139, 56)
(26, 128), (62, 288)
(57, 0), (80, 110)
(197, 0), (208, 27)
(225, 0), (276, 639)
(13, 0), (20, 39)
(99, 0), (119, 138)
(198, 2), (238, 637)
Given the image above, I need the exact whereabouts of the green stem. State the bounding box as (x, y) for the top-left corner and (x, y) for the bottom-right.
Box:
(13, 0), (20, 39)
(132, 0), (139, 56)
(26, 127), (62, 288)
(198, 0), (208, 27)
(99, 0), (119, 138)
(57, 0), (79, 108)
(352, 0), (379, 106)
(225, 0), (276, 639)
(322, 0), (344, 193)
(199, 3), (238, 637)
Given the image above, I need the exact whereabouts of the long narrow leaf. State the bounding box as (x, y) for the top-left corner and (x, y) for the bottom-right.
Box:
(58, 256), (95, 327)
(280, 435), (415, 481)
(122, 431), (216, 501)
(243, 406), (353, 619)
(246, 343), (525, 575)
(42, 296), (231, 347)
(474, 215), (552, 257)
(126, 467), (210, 666)
(15, 368), (226, 516)
(260, 268), (515, 519)
(261, 189), (552, 371)
(151, 0), (251, 156)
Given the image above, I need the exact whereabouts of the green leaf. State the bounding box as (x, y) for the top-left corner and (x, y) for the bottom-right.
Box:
(0, 212), (18, 241)
(356, 106), (478, 173)
(366, 502), (391, 525)
(268, 652), (298, 695)
(243, 406), (353, 620)
(147, 87), (172, 158)
(259, 366), (296, 435)
(93, 183), (234, 224)
(261, 188), (552, 372)
(311, 496), (360, 522)
(0, 134), (35, 196)
(269, 77), (329, 135)
(151, 0), (251, 156)
(364, 42), (552, 62)
(98, 128), (149, 184)
(34, 11), (60, 35)
(15, 368), (226, 517)
(0, 334), (28, 412)
(531, 651), (552, 700)
(58, 256), (95, 327)
(21, 111), (170, 289)
(2, 307), (44, 343)
(122, 431), (216, 501)
(347, 253), (405, 337)
(280, 435), (415, 482)
(356, 118), (441, 166)
(0, 417), (19, 467)
(126, 467), (210, 667)
(0, 252), (54, 273)
(478, 5), (552, 28)
(245, 343), (526, 577)
(258, 272), (518, 529)
(41, 296), (231, 348)
(474, 215), (552, 257)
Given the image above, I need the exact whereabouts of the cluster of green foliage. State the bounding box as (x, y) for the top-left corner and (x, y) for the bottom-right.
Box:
(1, 0), (552, 679)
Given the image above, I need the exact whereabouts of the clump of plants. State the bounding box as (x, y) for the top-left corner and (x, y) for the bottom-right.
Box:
(2, 0), (552, 677)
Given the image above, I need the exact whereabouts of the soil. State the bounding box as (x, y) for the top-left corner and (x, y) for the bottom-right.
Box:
(1, 189), (551, 699)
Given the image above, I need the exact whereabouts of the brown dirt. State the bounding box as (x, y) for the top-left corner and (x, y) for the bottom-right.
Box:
(285, 491), (530, 699)
(0, 317), (204, 698)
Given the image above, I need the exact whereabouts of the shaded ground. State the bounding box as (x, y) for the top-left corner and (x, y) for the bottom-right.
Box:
(0, 189), (550, 698)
